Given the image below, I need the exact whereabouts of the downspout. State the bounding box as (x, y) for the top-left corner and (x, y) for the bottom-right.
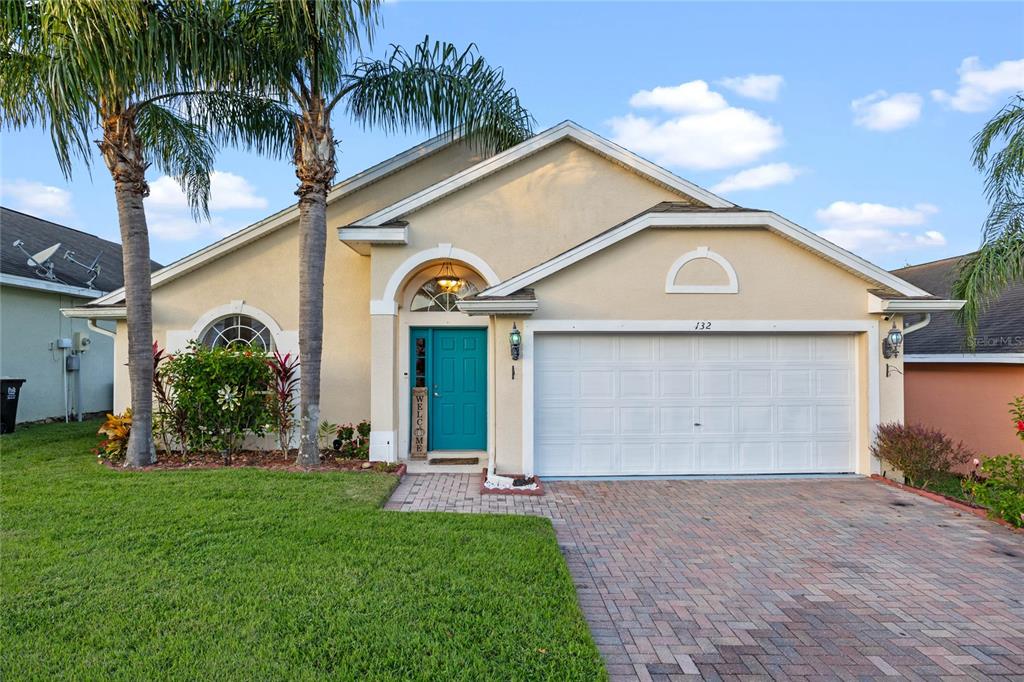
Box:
(902, 313), (931, 336)
(487, 315), (497, 481)
(87, 319), (117, 339)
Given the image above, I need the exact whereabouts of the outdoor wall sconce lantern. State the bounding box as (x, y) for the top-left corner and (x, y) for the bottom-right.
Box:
(882, 321), (904, 359)
(509, 323), (522, 361)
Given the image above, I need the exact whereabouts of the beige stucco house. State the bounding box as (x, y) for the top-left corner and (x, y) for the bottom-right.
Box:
(65, 122), (964, 478)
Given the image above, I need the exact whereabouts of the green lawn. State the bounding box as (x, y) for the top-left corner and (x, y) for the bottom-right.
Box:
(1, 421), (604, 680)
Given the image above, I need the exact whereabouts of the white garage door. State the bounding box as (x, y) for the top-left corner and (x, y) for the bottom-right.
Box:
(534, 333), (857, 477)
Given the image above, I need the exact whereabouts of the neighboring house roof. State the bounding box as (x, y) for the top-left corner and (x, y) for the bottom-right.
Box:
(0, 207), (160, 297)
(86, 129), (465, 307)
(893, 254), (1024, 360)
(347, 121), (733, 230)
(472, 202), (955, 302)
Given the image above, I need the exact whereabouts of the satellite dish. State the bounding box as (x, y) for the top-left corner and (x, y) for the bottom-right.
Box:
(11, 240), (62, 281)
(27, 242), (61, 268)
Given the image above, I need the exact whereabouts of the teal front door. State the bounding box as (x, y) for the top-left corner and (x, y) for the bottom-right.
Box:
(410, 328), (487, 451)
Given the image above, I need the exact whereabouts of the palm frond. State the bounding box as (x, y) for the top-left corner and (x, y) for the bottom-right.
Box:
(134, 102), (216, 219)
(972, 94), (1024, 203)
(952, 219), (1024, 348)
(343, 37), (534, 153)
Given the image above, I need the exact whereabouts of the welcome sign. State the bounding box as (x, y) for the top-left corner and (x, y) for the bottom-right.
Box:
(412, 387), (428, 458)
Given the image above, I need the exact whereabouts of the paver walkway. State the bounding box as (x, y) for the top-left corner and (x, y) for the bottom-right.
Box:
(387, 474), (1024, 681)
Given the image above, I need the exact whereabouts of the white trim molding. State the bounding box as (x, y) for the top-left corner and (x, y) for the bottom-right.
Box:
(369, 430), (397, 462)
(519, 319), (880, 478)
(337, 225), (408, 255)
(867, 293), (965, 313)
(354, 121), (733, 227)
(479, 210), (933, 301)
(905, 353), (1024, 364)
(3, 272), (106, 298)
(371, 243), (501, 316)
(89, 131), (463, 306)
(456, 298), (539, 316)
(61, 305), (127, 320)
(664, 246), (738, 294)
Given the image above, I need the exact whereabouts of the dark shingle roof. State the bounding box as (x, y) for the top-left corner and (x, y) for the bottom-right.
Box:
(892, 254), (1024, 355)
(1, 207), (161, 294)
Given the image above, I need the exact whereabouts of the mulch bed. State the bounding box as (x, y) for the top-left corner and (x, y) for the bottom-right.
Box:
(870, 474), (1022, 534)
(106, 450), (406, 476)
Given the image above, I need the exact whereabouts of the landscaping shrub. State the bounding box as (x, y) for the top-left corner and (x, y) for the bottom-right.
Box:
(871, 422), (973, 489)
(157, 341), (274, 463)
(333, 420), (371, 459)
(965, 455), (1024, 528)
(95, 409), (132, 465)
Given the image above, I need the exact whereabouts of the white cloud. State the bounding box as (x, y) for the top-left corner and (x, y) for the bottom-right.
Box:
(851, 91), (922, 131)
(815, 201), (945, 253)
(711, 163), (802, 193)
(1, 179), (75, 221)
(610, 81), (783, 171)
(718, 74), (784, 101)
(147, 213), (239, 242)
(147, 171), (267, 212)
(628, 80), (728, 113)
(143, 170), (264, 242)
(931, 57), (1024, 113)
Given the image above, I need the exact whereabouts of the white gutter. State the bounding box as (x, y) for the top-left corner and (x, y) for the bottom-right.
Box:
(61, 305), (127, 320)
(87, 319), (117, 339)
(1, 272), (106, 298)
(905, 353), (1024, 364)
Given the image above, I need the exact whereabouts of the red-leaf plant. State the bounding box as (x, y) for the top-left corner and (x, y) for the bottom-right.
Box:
(152, 341), (190, 457)
(267, 351), (300, 455)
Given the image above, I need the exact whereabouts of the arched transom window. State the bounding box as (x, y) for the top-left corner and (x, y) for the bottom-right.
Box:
(410, 278), (479, 313)
(201, 315), (273, 350)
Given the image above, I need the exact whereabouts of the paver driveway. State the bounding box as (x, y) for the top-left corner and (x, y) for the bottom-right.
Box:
(387, 475), (1024, 680)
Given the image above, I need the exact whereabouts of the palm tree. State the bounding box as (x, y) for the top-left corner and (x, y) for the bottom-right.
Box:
(0, 1), (291, 466)
(953, 94), (1024, 347)
(230, 2), (533, 466)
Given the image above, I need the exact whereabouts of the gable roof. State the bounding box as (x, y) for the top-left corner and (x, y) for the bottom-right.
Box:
(893, 254), (1024, 356)
(476, 202), (951, 301)
(347, 121), (734, 228)
(1, 207), (161, 297)
(89, 129), (465, 306)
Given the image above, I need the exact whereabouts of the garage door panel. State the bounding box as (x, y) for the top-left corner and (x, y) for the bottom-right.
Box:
(535, 333), (856, 477)
(620, 371), (655, 398)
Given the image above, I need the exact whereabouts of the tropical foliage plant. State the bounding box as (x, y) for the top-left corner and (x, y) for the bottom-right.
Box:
(953, 94), (1024, 346)
(267, 351), (301, 454)
(217, 2), (534, 466)
(871, 422), (973, 490)
(0, 1), (292, 466)
(965, 454), (1024, 528)
(96, 410), (133, 465)
(157, 341), (274, 463)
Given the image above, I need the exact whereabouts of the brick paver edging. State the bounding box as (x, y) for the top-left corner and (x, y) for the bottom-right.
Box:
(871, 473), (1023, 533)
(479, 469), (545, 496)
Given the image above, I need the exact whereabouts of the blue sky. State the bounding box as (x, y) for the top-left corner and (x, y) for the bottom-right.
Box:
(2, 2), (1022, 269)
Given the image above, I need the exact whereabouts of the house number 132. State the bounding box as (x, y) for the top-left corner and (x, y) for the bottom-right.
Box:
(694, 321), (712, 330)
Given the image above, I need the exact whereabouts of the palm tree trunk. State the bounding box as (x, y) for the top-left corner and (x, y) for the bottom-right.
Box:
(99, 108), (155, 467)
(294, 99), (336, 467)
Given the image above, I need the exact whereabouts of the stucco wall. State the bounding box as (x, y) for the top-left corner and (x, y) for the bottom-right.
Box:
(485, 227), (900, 475)
(121, 141), (484, 425)
(905, 363), (1024, 460)
(370, 140), (690, 299)
(1, 285), (115, 422)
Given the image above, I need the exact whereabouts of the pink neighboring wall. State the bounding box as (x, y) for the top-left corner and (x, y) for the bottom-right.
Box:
(904, 363), (1024, 459)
